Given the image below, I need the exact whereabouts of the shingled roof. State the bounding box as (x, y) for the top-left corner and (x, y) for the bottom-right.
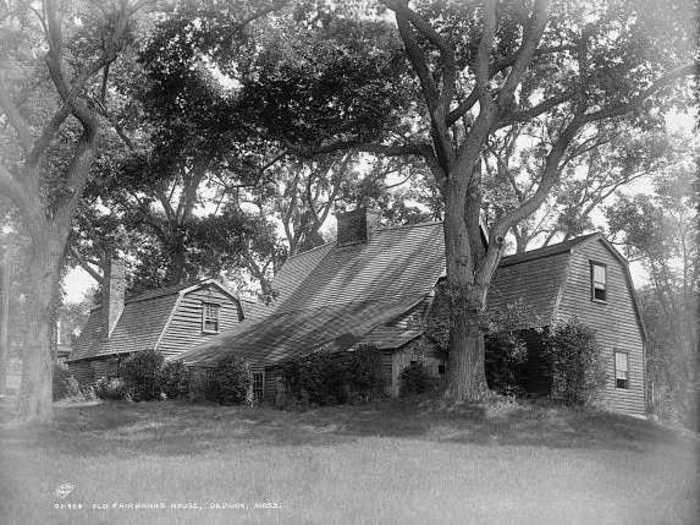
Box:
(180, 222), (446, 367)
(180, 226), (631, 368)
(69, 279), (237, 362)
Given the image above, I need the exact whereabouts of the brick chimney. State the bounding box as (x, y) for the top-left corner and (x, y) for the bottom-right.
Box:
(102, 258), (125, 339)
(336, 207), (380, 247)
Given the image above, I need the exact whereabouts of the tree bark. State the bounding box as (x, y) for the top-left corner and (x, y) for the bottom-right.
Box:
(16, 228), (66, 421)
(441, 176), (489, 401)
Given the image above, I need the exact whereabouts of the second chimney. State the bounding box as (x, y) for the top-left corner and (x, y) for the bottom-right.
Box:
(336, 207), (380, 247)
(102, 257), (125, 339)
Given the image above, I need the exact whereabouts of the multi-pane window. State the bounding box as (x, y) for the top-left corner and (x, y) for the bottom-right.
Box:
(252, 372), (264, 402)
(202, 302), (220, 333)
(615, 351), (629, 389)
(591, 262), (607, 302)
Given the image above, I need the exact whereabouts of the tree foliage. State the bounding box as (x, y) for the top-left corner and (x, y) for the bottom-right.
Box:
(544, 318), (607, 406)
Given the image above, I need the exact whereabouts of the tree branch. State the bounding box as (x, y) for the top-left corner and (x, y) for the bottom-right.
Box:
(446, 90), (479, 127)
(496, 0), (549, 110)
(387, 0), (456, 109)
(27, 104), (70, 166)
(69, 246), (104, 284)
(583, 62), (699, 123)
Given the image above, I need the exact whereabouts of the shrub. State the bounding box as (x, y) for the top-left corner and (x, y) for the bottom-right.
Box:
(345, 347), (385, 401)
(119, 349), (164, 402)
(484, 332), (528, 396)
(399, 361), (431, 397)
(543, 319), (607, 406)
(95, 376), (128, 400)
(52, 363), (81, 401)
(282, 351), (344, 405)
(209, 355), (251, 405)
(159, 361), (191, 400)
(282, 348), (385, 406)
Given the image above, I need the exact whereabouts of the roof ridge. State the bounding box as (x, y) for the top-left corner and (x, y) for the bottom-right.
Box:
(287, 220), (444, 261)
(499, 231), (603, 267)
(125, 278), (223, 305)
(285, 239), (335, 261)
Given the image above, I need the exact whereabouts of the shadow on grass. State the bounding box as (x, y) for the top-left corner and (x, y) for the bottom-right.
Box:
(1, 396), (695, 460)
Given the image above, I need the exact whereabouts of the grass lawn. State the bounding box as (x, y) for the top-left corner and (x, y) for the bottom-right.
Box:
(0, 397), (697, 525)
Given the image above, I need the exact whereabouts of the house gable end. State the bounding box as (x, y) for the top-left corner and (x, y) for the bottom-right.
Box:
(558, 236), (646, 415)
(157, 282), (244, 360)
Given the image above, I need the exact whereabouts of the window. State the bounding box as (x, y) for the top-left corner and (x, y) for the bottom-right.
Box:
(202, 302), (220, 333)
(252, 372), (264, 402)
(614, 351), (629, 389)
(438, 364), (446, 376)
(590, 262), (607, 302)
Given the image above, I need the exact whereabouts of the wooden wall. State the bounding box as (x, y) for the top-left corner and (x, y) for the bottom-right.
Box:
(158, 285), (244, 360)
(390, 337), (444, 397)
(68, 355), (123, 389)
(557, 240), (646, 416)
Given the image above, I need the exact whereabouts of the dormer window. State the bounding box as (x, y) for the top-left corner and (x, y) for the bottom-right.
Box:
(590, 262), (607, 302)
(202, 302), (220, 333)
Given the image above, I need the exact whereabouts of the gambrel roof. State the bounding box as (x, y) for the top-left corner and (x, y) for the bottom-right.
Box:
(68, 279), (239, 362)
(488, 233), (601, 327)
(179, 227), (645, 368)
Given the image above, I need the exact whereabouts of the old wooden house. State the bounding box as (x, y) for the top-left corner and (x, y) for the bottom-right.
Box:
(180, 208), (647, 416)
(67, 260), (247, 388)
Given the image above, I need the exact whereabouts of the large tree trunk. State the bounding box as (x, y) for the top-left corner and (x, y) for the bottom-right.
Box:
(16, 227), (67, 422)
(442, 179), (489, 401)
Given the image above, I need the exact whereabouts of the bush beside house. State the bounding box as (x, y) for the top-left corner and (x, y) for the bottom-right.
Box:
(159, 361), (191, 400)
(281, 347), (384, 406)
(119, 350), (164, 401)
(207, 355), (251, 405)
(94, 376), (129, 400)
(399, 362), (433, 396)
(544, 319), (607, 406)
(91, 351), (252, 405)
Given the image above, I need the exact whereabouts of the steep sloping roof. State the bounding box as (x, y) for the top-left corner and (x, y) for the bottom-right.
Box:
(179, 222), (447, 366)
(487, 250), (571, 327)
(271, 221), (445, 311)
(180, 296), (427, 367)
(68, 279), (238, 362)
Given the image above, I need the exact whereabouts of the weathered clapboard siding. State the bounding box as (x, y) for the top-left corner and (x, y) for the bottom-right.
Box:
(556, 239), (646, 416)
(158, 284), (243, 360)
(68, 355), (126, 388)
(381, 350), (393, 396)
(390, 336), (444, 397)
(68, 360), (95, 387)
